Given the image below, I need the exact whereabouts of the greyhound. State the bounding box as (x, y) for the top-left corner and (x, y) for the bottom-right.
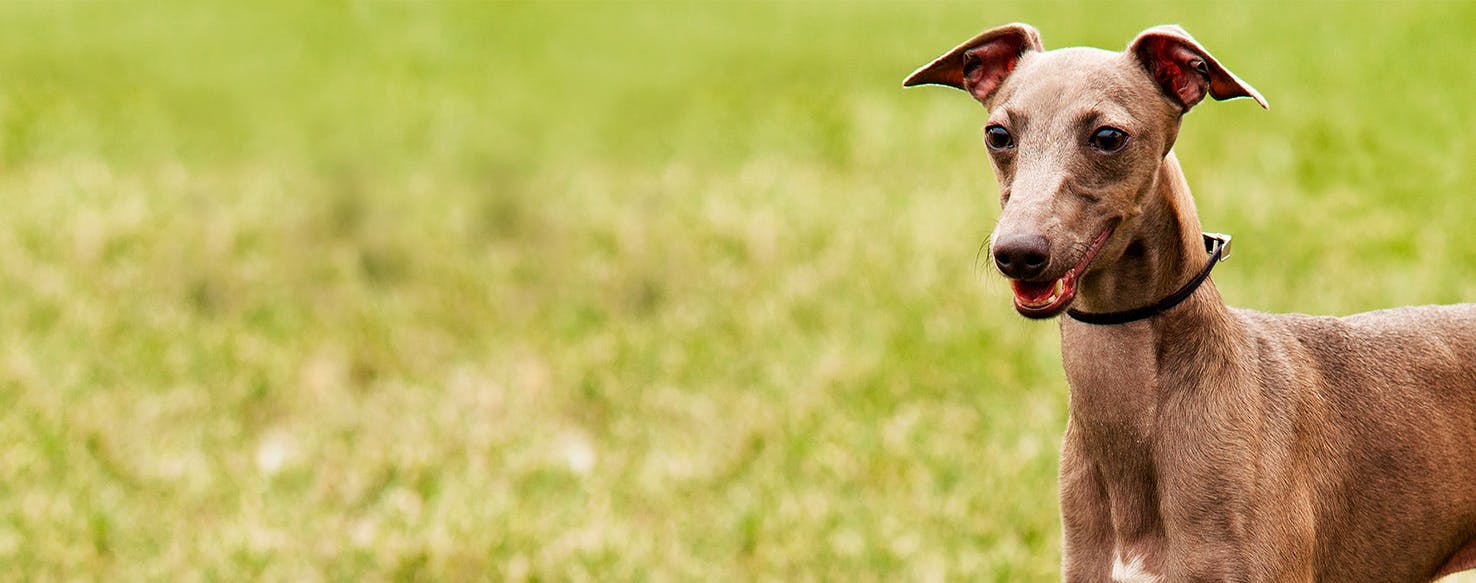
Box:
(904, 24), (1476, 582)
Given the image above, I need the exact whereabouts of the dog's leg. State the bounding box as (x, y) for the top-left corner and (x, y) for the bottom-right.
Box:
(1060, 426), (1115, 582)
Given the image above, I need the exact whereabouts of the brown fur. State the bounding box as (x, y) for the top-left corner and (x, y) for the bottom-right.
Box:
(906, 23), (1476, 582)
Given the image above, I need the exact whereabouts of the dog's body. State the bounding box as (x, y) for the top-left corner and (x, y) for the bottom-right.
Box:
(906, 24), (1476, 581)
(1057, 153), (1476, 582)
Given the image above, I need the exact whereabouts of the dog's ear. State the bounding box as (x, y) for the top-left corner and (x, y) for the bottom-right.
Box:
(903, 23), (1042, 106)
(1129, 25), (1268, 111)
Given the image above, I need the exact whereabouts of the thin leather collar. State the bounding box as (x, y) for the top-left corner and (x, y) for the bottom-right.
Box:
(1066, 233), (1231, 326)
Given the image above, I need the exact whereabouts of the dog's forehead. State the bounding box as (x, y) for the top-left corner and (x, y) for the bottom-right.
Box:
(1021, 46), (1122, 75)
(995, 47), (1157, 115)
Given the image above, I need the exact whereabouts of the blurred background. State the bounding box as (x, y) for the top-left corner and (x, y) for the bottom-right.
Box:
(1, 1), (1473, 579)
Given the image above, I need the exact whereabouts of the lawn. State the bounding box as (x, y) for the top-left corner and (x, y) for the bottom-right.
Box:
(1, 2), (1473, 580)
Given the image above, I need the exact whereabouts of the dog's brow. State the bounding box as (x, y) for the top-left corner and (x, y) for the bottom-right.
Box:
(1071, 109), (1101, 130)
(996, 108), (1028, 132)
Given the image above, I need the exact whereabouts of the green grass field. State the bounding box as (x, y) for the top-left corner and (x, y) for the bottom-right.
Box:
(2, 2), (1474, 580)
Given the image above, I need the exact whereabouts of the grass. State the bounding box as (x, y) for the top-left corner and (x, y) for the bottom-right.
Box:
(0, 1), (1473, 580)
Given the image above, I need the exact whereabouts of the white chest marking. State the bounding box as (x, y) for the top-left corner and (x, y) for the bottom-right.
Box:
(1111, 552), (1161, 583)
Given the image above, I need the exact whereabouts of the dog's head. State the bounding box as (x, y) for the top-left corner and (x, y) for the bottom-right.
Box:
(905, 24), (1265, 318)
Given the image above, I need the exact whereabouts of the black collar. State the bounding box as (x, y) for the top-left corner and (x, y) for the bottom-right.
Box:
(1065, 233), (1231, 326)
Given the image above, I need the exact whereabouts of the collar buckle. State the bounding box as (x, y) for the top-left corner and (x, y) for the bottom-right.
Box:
(1203, 232), (1232, 262)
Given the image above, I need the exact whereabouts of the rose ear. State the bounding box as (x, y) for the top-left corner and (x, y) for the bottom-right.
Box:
(1129, 25), (1268, 111)
(903, 23), (1043, 106)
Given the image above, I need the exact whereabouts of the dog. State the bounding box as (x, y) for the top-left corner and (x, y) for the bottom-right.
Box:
(904, 23), (1476, 582)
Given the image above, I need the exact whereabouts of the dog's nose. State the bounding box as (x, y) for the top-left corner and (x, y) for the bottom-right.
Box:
(993, 234), (1051, 279)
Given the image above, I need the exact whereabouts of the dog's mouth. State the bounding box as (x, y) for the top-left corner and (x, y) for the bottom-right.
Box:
(1009, 224), (1116, 319)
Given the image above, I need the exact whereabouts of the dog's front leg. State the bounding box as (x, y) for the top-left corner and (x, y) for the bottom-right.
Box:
(1059, 425), (1115, 582)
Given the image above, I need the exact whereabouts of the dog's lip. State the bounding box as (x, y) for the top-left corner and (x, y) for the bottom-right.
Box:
(1010, 223), (1117, 319)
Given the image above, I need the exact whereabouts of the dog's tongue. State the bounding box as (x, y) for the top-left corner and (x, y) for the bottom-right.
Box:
(1011, 279), (1058, 306)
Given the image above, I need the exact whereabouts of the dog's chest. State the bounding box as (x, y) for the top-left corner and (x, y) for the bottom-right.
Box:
(1111, 550), (1162, 582)
(1060, 320), (1160, 441)
(1060, 319), (1169, 573)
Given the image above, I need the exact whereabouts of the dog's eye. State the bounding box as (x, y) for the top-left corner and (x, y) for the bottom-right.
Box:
(1089, 127), (1129, 153)
(985, 125), (1014, 151)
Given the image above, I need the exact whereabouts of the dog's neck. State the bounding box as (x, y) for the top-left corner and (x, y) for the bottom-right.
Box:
(1059, 151), (1243, 406)
(1073, 152), (1221, 317)
(1054, 152), (1246, 546)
